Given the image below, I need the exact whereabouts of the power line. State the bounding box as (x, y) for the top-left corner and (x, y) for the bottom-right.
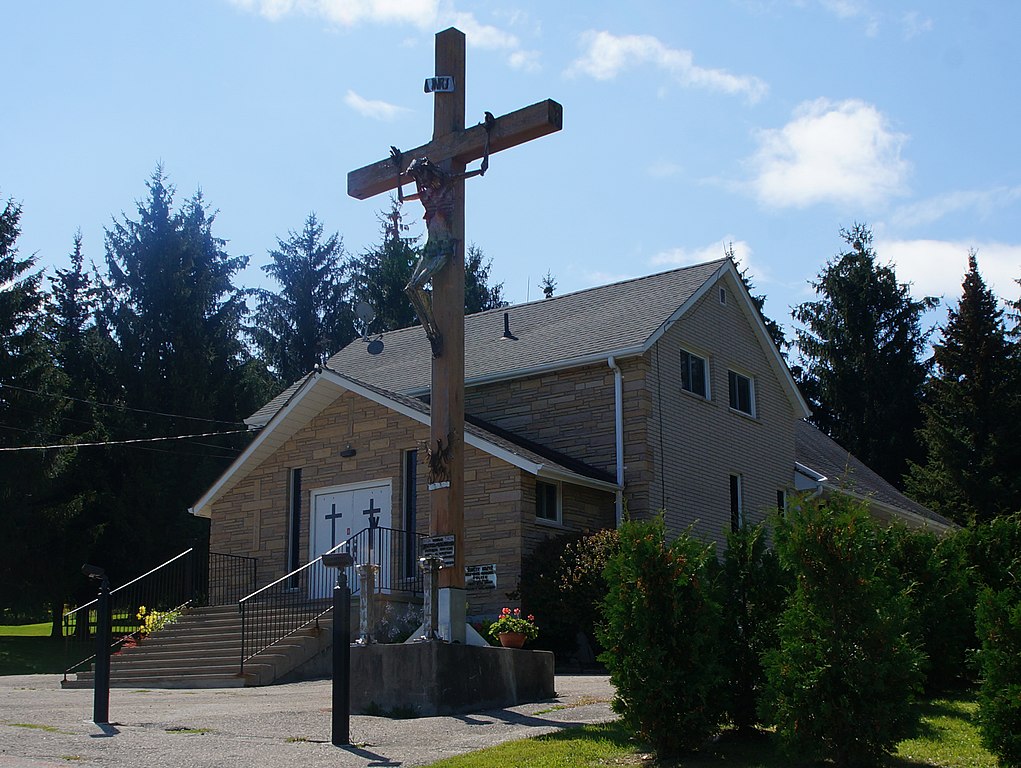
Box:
(0, 383), (248, 426)
(0, 427), (257, 452)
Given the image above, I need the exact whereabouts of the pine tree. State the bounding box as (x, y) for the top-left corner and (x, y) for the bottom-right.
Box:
(793, 224), (936, 487)
(906, 252), (1020, 524)
(464, 244), (506, 314)
(351, 199), (421, 333)
(250, 212), (355, 383)
(0, 196), (64, 621)
(99, 168), (259, 575)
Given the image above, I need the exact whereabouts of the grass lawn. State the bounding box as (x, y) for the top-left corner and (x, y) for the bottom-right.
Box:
(0, 625), (94, 676)
(426, 697), (996, 768)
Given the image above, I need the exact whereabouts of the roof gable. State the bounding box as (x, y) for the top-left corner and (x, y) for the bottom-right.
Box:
(194, 369), (616, 518)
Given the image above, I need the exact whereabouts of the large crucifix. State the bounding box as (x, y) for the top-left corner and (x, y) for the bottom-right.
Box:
(348, 27), (562, 642)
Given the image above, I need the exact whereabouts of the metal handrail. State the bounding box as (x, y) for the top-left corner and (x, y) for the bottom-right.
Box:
(238, 526), (424, 674)
(63, 549), (194, 623)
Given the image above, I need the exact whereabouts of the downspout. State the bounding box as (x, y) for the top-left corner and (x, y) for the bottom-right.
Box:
(607, 356), (625, 527)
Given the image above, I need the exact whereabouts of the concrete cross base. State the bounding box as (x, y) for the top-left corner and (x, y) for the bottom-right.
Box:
(349, 642), (554, 716)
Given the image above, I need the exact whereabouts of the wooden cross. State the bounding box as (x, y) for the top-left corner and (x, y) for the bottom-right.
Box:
(362, 498), (381, 529)
(347, 27), (562, 636)
(325, 502), (343, 548)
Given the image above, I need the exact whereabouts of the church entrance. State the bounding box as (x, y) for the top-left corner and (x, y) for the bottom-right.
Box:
(310, 481), (392, 598)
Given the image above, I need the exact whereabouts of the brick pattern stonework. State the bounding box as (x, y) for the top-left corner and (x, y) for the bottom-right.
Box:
(209, 389), (614, 618)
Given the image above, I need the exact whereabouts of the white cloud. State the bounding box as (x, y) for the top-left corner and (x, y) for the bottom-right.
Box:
(449, 11), (518, 49)
(651, 237), (762, 276)
(228, 0), (438, 26)
(747, 98), (910, 208)
(508, 49), (541, 72)
(901, 11), (933, 39)
(565, 31), (768, 103)
(877, 238), (1021, 302)
(344, 90), (410, 121)
(891, 186), (1021, 228)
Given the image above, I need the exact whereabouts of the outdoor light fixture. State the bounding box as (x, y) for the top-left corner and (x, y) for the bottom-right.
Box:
(81, 563), (106, 581)
(322, 552), (355, 570)
(340, 445), (357, 458)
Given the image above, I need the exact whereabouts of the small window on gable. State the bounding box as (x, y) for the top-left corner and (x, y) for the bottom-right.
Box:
(719, 287), (727, 305)
(536, 480), (561, 523)
(728, 370), (755, 416)
(680, 349), (709, 399)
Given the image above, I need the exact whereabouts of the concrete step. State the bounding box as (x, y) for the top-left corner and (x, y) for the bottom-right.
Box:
(64, 672), (246, 689)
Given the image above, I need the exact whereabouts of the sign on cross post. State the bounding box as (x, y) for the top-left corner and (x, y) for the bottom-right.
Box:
(347, 27), (562, 643)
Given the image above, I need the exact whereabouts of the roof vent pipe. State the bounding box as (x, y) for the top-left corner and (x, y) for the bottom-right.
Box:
(501, 312), (517, 340)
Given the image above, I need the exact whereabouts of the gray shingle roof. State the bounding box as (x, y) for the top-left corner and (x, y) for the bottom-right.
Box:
(247, 259), (728, 426)
(326, 258), (729, 393)
(795, 419), (952, 528)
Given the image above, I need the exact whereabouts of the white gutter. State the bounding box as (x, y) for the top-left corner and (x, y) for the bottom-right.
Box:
(608, 356), (625, 527)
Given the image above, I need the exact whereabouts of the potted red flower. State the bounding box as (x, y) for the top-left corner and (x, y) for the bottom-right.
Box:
(488, 607), (538, 648)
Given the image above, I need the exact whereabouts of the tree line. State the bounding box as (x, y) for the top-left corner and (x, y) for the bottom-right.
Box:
(0, 168), (505, 632)
(3, 166), (1020, 632)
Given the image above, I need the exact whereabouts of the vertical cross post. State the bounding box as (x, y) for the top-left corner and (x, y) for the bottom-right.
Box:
(429, 27), (467, 643)
(347, 27), (562, 646)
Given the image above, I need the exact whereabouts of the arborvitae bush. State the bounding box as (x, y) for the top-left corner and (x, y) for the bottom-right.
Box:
(515, 529), (620, 660)
(720, 522), (788, 734)
(598, 517), (725, 756)
(885, 524), (975, 691)
(967, 512), (1021, 592)
(976, 581), (1021, 767)
(762, 494), (924, 767)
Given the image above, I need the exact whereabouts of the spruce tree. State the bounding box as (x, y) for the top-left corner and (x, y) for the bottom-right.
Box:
(251, 212), (355, 383)
(793, 224), (936, 486)
(99, 168), (258, 575)
(906, 252), (1020, 524)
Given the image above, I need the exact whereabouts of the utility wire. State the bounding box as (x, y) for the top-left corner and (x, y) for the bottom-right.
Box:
(0, 427), (257, 452)
(0, 383), (248, 426)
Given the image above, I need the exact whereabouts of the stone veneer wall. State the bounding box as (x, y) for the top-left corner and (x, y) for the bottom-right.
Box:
(208, 388), (614, 618)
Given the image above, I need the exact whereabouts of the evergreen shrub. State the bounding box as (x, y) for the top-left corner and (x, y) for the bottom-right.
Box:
(720, 522), (788, 733)
(976, 582), (1021, 767)
(885, 524), (975, 691)
(515, 529), (620, 660)
(762, 494), (924, 767)
(598, 517), (725, 756)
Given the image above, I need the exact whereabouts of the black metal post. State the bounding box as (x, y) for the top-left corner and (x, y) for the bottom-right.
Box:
(93, 576), (111, 725)
(332, 572), (351, 747)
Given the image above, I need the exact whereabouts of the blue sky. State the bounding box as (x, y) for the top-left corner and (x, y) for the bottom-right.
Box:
(5, 1), (1020, 341)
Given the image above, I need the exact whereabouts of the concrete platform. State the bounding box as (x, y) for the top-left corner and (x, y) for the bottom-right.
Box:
(349, 642), (555, 716)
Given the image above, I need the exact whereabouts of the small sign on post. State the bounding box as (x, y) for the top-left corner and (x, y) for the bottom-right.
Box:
(421, 534), (456, 567)
(424, 76), (455, 93)
(465, 564), (497, 591)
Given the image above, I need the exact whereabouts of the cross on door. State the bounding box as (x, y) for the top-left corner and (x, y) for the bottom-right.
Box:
(362, 498), (381, 529)
(347, 27), (562, 624)
(324, 502), (344, 548)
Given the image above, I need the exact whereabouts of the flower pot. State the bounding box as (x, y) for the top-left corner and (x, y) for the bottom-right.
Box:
(498, 631), (526, 648)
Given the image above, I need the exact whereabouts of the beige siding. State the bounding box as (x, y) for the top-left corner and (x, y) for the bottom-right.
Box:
(641, 271), (797, 544)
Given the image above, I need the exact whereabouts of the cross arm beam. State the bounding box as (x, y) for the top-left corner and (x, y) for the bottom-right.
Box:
(347, 99), (563, 200)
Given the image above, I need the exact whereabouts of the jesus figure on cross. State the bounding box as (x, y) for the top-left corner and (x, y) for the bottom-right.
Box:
(348, 27), (562, 643)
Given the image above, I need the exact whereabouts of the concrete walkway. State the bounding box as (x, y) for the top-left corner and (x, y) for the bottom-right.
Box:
(0, 674), (616, 767)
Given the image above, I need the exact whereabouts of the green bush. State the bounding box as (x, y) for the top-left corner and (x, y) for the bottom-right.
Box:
(885, 524), (976, 691)
(515, 529), (620, 661)
(762, 494), (925, 767)
(597, 517), (725, 756)
(967, 512), (1021, 592)
(720, 522), (788, 733)
(976, 582), (1021, 766)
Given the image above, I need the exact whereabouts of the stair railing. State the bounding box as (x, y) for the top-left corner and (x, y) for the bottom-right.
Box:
(62, 548), (196, 681)
(239, 526), (424, 675)
(61, 548), (259, 682)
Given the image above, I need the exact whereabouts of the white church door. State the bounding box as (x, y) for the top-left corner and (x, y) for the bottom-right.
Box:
(309, 480), (392, 598)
